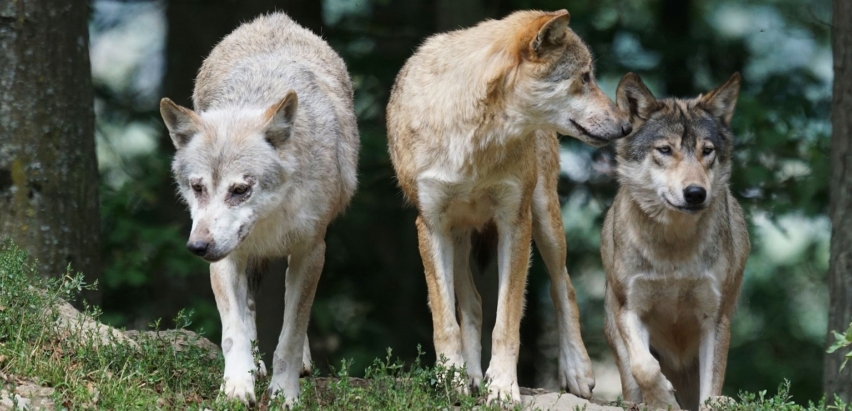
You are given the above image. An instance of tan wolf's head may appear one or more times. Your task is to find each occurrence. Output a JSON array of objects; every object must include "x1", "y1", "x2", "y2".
[
  {"x1": 494, "y1": 10, "x2": 632, "y2": 145},
  {"x1": 614, "y1": 72, "x2": 741, "y2": 217},
  {"x1": 159, "y1": 93, "x2": 298, "y2": 261}
]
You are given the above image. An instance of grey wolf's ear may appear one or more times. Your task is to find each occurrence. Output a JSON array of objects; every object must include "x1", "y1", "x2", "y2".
[
  {"x1": 160, "y1": 98, "x2": 201, "y2": 150},
  {"x1": 264, "y1": 90, "x2": 298, "y2": 148},
  {"x1": 530, "y1": 10, "x2": 571, "y2": 57},
  {"x1": 699, "y1": 72, "x2": 740, "y2": 126},
  {"x1": 616, "y1": 73, "x2": 658, "y2": 122}
]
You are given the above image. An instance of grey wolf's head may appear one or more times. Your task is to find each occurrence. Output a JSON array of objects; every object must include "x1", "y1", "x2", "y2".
[
  {"x1": 159, "y1": 92, "x2": 298, "y2": 261},
  {"x1": 614, "y1": 72, "x2": 741, "y2": 216},
  {"x1": 500, "y1": 10, "x2": 632, "y2": 146}
]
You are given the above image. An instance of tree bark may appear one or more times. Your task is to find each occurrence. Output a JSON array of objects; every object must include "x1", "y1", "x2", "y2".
[
  {"x1": 825, "y1": 0, "x2": 852, "y2": 403},
  {"x1": 0, "y1": 0, "x2": 100, "y2": 301}
]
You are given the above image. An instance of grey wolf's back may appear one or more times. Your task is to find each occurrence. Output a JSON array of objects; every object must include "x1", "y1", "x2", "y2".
[{"x1": 193, "y1": 12, "x2": 354, "y2": 113}]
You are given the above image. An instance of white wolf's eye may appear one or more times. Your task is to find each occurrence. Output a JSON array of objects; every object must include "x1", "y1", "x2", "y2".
[
  {"x1": 656, "y1": 146, "x2": 672, "y2": 155},
  {"x1": 191, "y1": 183, "x2": 203, "y2": 193},
  {"x1": 231, "y1": 185, "x2": 250, "y2": 195},
  {"x1": 702, "y1": 146, "x2": 714, "y2": 156}
]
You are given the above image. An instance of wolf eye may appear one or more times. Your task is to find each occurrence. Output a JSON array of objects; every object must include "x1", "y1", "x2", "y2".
[
  {"x1": 231, "y1": 185, "x2": 250, "y2": 195},
  {"x1": 702, "y1": 146, "x2": 715, "y2": 156},
  {"x1": 191, "y1": 183, "x2": 203, "y2": 193},
  {"x1": 656, "y1": 146, "x2": 672, "y2": 155},
  {"x1": 581, "y1": 72, "x2": 591, "y2": 84}
]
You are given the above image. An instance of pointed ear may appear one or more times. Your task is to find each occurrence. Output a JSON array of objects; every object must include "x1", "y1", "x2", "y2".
[
  {"x1": 160, "y1": 98, "x2": 201, "y2": 150},
  {"x1": 529, "y1": 10, "x2": 571, "y2": 58},
  {"x1": 616, "y1": 72, "x2": 658, "y2": 122},
  {"x1": 264, "y1": 90, "x2": 298, "y2": 148},
  {"x1": 699, "y1": 73, "x2": 740, "y2": 126}
]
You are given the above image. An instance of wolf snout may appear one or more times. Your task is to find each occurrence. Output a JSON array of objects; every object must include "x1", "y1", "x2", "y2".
[
  {"x1": 621, "y1": 122, "x2": 632, "y2": 136},
  {"x1": 683, "y1": 185, "x2": 707, "y2": 205},
  {"x1": 186, "y1": 240, "x2": 211, "y2": 257}
]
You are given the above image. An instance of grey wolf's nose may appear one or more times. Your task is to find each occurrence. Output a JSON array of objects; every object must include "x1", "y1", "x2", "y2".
[
  {"x1": 621, "y1": 123, "x2": 632, "y2": 136},
  {"x1": 187, "y1": 240, "x2": 210, "y2": 256},
  {"x1": 683, "y1": 185, "x2": 707, "y2": 205}
]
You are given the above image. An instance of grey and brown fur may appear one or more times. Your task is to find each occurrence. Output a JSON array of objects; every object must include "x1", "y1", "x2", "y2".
[
  {"x1": 159, "y1": 13, "x2": 359, "y2": 408},
  {"x1": 387, "y1": 9, "x2": 632, "y2": 403},
  {"x1": 602, "y1": 73, "x2": 749, "y2": 411}
]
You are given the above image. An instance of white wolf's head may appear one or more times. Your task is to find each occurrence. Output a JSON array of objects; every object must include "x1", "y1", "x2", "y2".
[{"x1": 160, "y1": 92, "x2": 298, "y2": 261}]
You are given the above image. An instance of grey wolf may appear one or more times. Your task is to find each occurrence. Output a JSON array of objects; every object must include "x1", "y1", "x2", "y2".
[
  {"x1": 386, "y1": 9, "x2": 632, "y2": 403},
  {"x1": 602, "y1": 72, "x2": 749, "y2": 410},
  {"x1": 159, "y1": 12, "x2": 359, "y2": 407}
]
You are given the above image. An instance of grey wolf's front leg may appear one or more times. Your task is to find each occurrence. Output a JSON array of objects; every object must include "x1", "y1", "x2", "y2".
[
  {"x1": 485, "y1": 206, "x2": 532, "y2": 404},
  {"x1": 268, "y1": 240, "x2": 326, "y2": 408},
  {"x1": 211, "y1": 257, "x2": 263, "y2": 404},
  {"x1": 699, "y1": 316, "x2": 731, "y2": 410},
  {"x1": 617, "y1": 309, "x2": 679, "y2": 409}
]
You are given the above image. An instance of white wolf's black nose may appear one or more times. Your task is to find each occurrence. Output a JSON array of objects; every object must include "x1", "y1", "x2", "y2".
[
  {"x1": 683, "y1": 185, "x2": 707, "y2": 205},
  {"x1": 187, "y1": 240, "x2": 210, "y2": 256}
]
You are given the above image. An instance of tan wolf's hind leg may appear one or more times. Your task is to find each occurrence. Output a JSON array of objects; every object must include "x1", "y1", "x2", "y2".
[
  {"x1": 416, "y1": 216, "x2": 466, "y2": 380},
  {"x1": 452, "y1": 228, "x2": 484, "y2": 388},
  {"x1": 531, "y1": 135, "x2": 594, "y2": 398},
  {"x1": 211, "y1": 257, "x2": 262, "y2": 404},
  {"x1": 485, "y1": 203, "x2": 533, "y2": 404},
  {"x1": 267, "y1": 240, "x2": 325, "y2": 407}
]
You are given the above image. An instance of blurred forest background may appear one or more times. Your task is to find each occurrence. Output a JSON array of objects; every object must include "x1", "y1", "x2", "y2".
[{"x1": 2, "y1": 0, "x2": 845, "y2": 404}]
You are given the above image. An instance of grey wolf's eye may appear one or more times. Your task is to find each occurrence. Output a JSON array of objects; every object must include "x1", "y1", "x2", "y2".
[
  {"x1": 231, "y1": 185, "x2": 251, "y2": 195},
  {"x1": 702, "y1": 146, "x2": 714, "y2": 156},
  {"x1": 656, "y1": 146, "x2": 672, "y2": 155},
  {"x1": 582, "y1": 72, "x2": 591, "y2": 84},
  {"x1": 191, "y1": 183, "x2": 203, "y2": 193}
]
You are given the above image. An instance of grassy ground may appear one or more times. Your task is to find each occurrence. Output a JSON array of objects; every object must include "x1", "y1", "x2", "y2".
[{"x1": 0, "y1": 239, "x2": 848, "y2": 410}]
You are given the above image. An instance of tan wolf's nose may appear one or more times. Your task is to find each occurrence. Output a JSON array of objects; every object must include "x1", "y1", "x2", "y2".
[{"x1": 187, "y1": 240, "x2": 210, "y2": 257}]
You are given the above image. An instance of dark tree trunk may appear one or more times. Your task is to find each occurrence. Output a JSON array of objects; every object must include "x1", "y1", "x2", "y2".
[
  {"x1": 658, "y1": 0, "x2": 693, "y2": 95},
  {"x1": 0, "y1": 0, "x2": 100, "y2": 302},
  {"x1": 825, "y1": 0, "x2": 852, "y2": 403}
]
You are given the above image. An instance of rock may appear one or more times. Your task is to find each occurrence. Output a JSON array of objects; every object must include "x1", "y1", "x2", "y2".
[
  {"x1": 124, "y1": 329, "x2": 220, "y2": 360},
  {"x1": 52, "y1": 299, "x2": 137, "y2": 349},
  {"x1": 0, "y1": 380, "x2": 55, "y2": 411},
  {"x1": 522, "y1": 392, "x2": 627, "y2": 411}
]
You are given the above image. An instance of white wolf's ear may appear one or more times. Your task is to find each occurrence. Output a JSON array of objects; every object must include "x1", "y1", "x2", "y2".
[
  {"x1": 530, "y1": 10, "x2": 571, "y2": 57},
  {"x1": 616, "y1": 73, "x2": 658, "y2": 122},
  {"x1": 699, "y1": 72, "x2": 741, "y2": 126},
  {"x1": 264, "y1": 90, "x2": 298, "y2": 148},
  {"x1": 160, "y1": 98, "x2": 201, "y2": 150}
]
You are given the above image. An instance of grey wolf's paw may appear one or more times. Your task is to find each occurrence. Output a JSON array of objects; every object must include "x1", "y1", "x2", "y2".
[
  {"x1": 558, "y1": 350, "x2": 595, "y2": 399},
  {"x1": 701, "y1": 395, "x2": 736, "y2": 411},
  {"x1": 221, "y1": 375, "x2": 256, "y2": 405}
]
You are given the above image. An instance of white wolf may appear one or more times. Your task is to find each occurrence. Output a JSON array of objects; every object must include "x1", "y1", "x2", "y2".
[{"x1": 159, "y1": 12, "x2": 359, "y2": 407}]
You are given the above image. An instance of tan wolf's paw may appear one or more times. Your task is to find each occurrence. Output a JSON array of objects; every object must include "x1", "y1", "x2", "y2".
[
  {"x1": 558, "y1": 351, "x2": 595, "y2": 399},
  {"x1": 221, "y1": 375, "x2": 256, "y2": 405},
  {"x1": 484, "y1": 370, "x2": 520, "y2": 405},
  {"x1": 701, "y1": 395, "x2": 736, "y2": 410}
]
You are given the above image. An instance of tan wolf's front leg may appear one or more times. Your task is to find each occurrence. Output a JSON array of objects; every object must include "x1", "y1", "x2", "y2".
[
  {"x1": 699, "y1": 316, "x2": 732, "y2": 410},
  {"x1": 485, "y1": 205, "x2": 532, "y2": 404},
  {"x1": 452, "y1": 228, "x2": 484, "y2": 389},
  {"x1": 416, "y1": 216, "x2": 466, "y2": 382},
  {"x1": 617, "y1": 309, "x2": 679, "y2": 409},
  {"x1": 267, "y1": 239, "x2": 325, "y2": 408},
  {"x1": 531, "y1": 151, "x2": 594, "y2": 398},
  {"x1": 211, "y1": 256, "x2": 262, "y2": 404}
]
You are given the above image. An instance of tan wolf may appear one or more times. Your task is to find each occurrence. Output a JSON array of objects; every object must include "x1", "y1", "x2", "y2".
[
  {"x1": 602, "y1": 72, "x2": 749, "y2": 411},
  {"x1": 158, "y1": 13, "x2": 359, "y2": 407},
  {"x1": 386, "y1": 9, "x2": 632, "y2": 402}
]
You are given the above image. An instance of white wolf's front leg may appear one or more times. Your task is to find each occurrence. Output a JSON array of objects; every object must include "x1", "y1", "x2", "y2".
[
  {"x1": 268, "y1": 239, "x2": 325, "y2": 408},
  {"x1": 211, "y1": 257, "x2": 262, "y2": 404}
]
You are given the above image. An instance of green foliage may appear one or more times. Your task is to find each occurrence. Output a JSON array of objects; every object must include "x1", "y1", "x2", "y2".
[
  {"x1": 702, "y1": 381, "x2": 848, "y2": 411},
  {"x1": 827, "y1": 323, "x2": 852, "y2": 372}
]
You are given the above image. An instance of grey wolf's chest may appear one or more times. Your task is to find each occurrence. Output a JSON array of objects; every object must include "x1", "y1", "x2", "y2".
[{"x1": 625, "y1": 262, "x2": 725, "y2": 322}]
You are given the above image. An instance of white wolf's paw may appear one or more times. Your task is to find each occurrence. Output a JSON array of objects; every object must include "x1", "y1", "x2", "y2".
[
  {"x1": 256, "y1": 359, "x2": 268, "y2": 378},
  {"x1": 268, "y1": 376, "x2": 301, "y2": 409},
  {"x1": 701, "y1": 395, "x2": 736, "y2": 411},
  {"x1": 558, "y1": 349, "x2": 595, "y2": 399},
  {"x1": 221, "y1": 375, "x2": 256, "y2": 405},
  {"x1": 484, "y1": 369, "x2": 520, "y2": 405}
]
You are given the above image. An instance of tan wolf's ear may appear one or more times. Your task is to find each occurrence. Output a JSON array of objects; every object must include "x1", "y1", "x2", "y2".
[
  {"x1": 264, "y1": 90, "x2": 299, "y2": 148},
  {"x1": 699, "y1": 72, "x2": 741, "y2": 126},
  {"x1": 529, "y1": 10, "x2": 571, "y2": 57},
  {"x1": 616, "y1": 72, "x2": 658, "y2": 122},
  {"x1": 160, "y1": 98, "x2": 201, "y2": 150}
]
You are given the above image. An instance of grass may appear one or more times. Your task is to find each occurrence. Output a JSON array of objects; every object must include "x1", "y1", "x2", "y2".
[{"x1": 0, "y1": 238, "x2": 849, "y2": 410}]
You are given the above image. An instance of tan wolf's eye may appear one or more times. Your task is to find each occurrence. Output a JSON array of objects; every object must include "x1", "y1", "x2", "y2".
[
  {"x1": 582, "y1": 72, "x2": 591, "y2": 84},
  {"x1": 702, "y1": 146, "x2": 714, "y2": 156},
  {"x1": 656, "y1": 146, "x2": 672, "y2": 155},
  {"x1": 232, "y1": 185, "x2": 250, "y2": 195}
]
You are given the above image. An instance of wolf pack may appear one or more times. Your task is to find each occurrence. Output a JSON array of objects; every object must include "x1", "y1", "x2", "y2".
[{"x1": 159, "y1": 9, "x2": 749, "y2": 411}]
